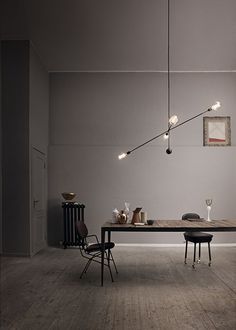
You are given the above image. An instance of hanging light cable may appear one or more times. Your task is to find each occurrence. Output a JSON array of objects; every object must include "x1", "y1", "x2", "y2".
[{"x1": 166, "y1": 0, "x2": 172, "y2": 154}]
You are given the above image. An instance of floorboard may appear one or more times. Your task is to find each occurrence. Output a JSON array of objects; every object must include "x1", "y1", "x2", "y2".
[{"x1": 0, "y1": 246, "x2": 235, "y2": 330}]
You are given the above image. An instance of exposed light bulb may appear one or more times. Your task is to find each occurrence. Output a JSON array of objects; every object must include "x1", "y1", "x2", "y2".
[
  {"x1": 210, "y1": 101, "x2": 221, "y2": 111},
  {"x1": 118, "y1": 153, "x2": 127, "y2": 160},
  {"x1": 163, "y1": 132, "x2": 169, "y2": 140},
  {"x1": 169, "y1": 115, "x2": 178, "y2": 126}
]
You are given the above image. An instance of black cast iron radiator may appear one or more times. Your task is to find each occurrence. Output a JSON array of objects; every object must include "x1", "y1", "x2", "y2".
[{"x1": 62, "y1": 202, "x2": 85, "y2": 248}]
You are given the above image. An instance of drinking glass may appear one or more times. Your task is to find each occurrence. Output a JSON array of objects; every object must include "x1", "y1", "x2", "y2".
[{"x1": 205, "y1": 199, "x2": 212, "y2": 222}]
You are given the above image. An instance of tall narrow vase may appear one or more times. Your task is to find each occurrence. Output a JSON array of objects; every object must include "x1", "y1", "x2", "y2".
[
  {"x1": 206, "y1": 206, "x2": 212, "y2": 222},
  {"x1": 205, "y1": 199, "x2": 213, "y2": 222}
]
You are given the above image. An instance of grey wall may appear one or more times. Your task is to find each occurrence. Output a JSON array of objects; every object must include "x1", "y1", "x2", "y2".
[
  {"x1": 29, "y1": 46, "x2": 49, "y2": 155},
  {"x1": 0, "y1": 42, "x2": 2, "y2": 253},
  {"x1": 2, "y1": 0, "x2": 234, "y2": 72},
  {"x1": 1, "y1": 1, "x2": 235, "y2": 247},
  {"x1": 1, "y1": 41, "x2": 49, "y2": 255},
  {"x1": 48, "y1": 72, "x2": 236, "y2": 245},
  {"x1": 2, "y1": 41, "x2": 30, "y2": 255}
]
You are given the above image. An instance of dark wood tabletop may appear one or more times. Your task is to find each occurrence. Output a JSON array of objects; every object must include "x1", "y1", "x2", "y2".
[{"x1": 101, "y1": 219, "x2": 236, "y2": 232}]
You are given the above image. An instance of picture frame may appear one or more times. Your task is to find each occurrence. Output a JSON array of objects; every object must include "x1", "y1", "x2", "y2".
[{"x1": 203, "y1": 116, "x2": 231, "y2": 146}]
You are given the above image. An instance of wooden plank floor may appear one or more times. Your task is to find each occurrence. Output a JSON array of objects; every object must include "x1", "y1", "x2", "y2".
[{"x1": 1, "y1": 246, "x2": 236, "y2": 330}]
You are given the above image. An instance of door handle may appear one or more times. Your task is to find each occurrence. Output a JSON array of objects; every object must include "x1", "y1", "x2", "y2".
[{"x1": 33, "y1": 200, "x2": 39, "y2": 208}]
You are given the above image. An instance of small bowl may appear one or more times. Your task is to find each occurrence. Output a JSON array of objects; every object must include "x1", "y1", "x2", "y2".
[
  {"x1": 147, "y1": 220, "x2": 154, "y2": 225},
  {"x1": 61, "y1": 192, "x2": 76, "y2": 201}
]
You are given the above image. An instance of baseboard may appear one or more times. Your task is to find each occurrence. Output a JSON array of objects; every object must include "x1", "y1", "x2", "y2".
[{"x1": 116, "y1": 243, "x2": 236, "y2": 247}]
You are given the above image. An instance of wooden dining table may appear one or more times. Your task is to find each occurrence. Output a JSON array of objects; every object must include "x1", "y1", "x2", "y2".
[{"x1": 100, "y1": 219, "x2": 236, "y2": 286}]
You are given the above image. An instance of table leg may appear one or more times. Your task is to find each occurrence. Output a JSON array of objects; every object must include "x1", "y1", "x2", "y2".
[
  {"x1": 107, "y1": 230, "x2": 111, "y2": 267},
  {"x1": 101, "y1": 227, "x2": 105, "y2": 286}
]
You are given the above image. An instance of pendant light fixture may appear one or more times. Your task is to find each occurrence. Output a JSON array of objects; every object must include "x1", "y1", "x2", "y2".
[
  {"x1": 118, "y1": 0, "x2": 221, "y2": 160},
  {"x1": 165, "y1": 0, "x2": 174, "y2": 155}
]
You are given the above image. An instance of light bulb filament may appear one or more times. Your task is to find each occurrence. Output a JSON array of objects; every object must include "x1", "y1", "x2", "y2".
[
  {"x1": 118, "y1": 153, "x2": 127, "y2": 160},
  {"x1": 210, "y1": 101, "x2": 221, "y2": 111},
  {"x1": 169, "y1": 115, "x2": 178, "y2": 126}
]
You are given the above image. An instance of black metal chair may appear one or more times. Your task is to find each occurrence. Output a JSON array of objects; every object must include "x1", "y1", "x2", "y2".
[
  {"x1": 76, "y1": 221, "x2": 118, "y2": 281},
  {"x1": 182, "y1": 213, "x2": 213, "y2": 268}
]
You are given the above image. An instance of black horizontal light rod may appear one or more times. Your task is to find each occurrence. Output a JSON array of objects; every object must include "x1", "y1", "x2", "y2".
[
  {"x1": 127, "y1": 108, "x2": 210, "y2": 155},
  {"x1": 127, "y1": 130, "x2": 168, "y2": 154}
]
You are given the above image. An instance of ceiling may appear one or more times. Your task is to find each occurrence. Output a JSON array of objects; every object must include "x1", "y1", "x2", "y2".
[{"x1": 1, "y1": 0, "x2": 236, "y2": 72}]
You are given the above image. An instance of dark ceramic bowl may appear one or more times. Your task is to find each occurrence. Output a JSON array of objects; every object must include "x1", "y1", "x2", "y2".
[{"x1": 147, "y1": 220, "x2": 154, "y2": 225}]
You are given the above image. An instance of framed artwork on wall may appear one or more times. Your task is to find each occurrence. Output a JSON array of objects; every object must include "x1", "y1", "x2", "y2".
[{"x1": 203, "y1": 116, "x2": 231, "y2": 146}]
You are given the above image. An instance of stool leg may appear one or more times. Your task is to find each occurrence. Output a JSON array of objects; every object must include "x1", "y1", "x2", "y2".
[
  {"x1": 208, "y1": 242, "x2": 212, "y2": 266},
  {"x1": 192, "y1": 243, "x2": 196, "y2": 269},
  {"x1": 197, "y1": 243, "x2": 201, "y2": 263},
  {"x1": 184, "y1": 240, "x2": 188, "y2": 264}
]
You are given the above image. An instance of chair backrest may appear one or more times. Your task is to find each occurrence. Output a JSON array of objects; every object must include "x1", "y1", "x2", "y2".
[
  {"x1": 182, "y1": 213, "x2": 200, "y2": 220},
  {"x1": 76, "y1": 221, "x2": 88, "y2": 238}
]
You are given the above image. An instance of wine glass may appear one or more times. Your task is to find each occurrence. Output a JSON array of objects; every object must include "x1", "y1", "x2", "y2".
[{"x1": 205, "y1": 199, "x2": 212, "y2": 222}]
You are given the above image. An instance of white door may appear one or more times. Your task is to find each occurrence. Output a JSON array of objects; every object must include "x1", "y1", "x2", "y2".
[{"x1": 31, "y1": 148, "x2": 47, "y2": 255}]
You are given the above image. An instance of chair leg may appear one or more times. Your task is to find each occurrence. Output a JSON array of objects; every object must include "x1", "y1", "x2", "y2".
[
  {"x1": 184, "y1": 240, "x2": 188, "y2": 264},
  {"x1": 80, "y1": 258, "x2": 93, "y2": 279},
  {"x1": 83, "y1": 258, "x2": 93, "y2": 274},
  {"x1": 208, "y1": 242, "x2": 212, "y2": 266},
  {"x1": 105, "y1": 251, "x2": 114, "y2": 282},
  {"x1": 192, "y1": 243, "x2": 196, "y2": 269},
  {"x1": 198, "y1": 243, "x2": 201, "y2": 263},
  {"x1": 79, "y1": 249, "x2": 116, "y2": 282},
  {"x1": 107, "y1": 249, "x2": 111, "y2": 268},
  {"x1": 110, "y1": 252, "x2": 118, "y2": 274}
]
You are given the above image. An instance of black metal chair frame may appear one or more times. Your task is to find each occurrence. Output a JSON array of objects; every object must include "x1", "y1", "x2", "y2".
[
  {"x1": 182, "y1": 213, "x2": 213, "y2": 269},
  {"x1": 76, "y1": 222, "x2": 118, "y2": 281}
]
